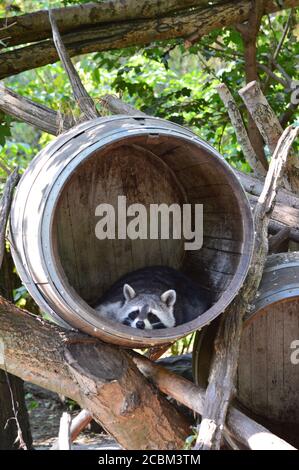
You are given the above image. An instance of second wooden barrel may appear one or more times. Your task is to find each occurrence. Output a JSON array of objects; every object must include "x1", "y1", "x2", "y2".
[{"x1": 193, "y1": 252, "x2": 299, "y2": 423}]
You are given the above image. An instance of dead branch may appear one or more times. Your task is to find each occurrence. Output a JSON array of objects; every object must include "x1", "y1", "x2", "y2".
[
  {"x1": 194, "y1": 125, "x2": 299, "y2": 450},
  {"x1": 51, "y1": 409, "x2": 92, "y2": 450},
  {"x1": 269, "y1": 226, "x2": 291, "y2": 253},
  {"x1": 239, "y1": 80, "x2": 299, "y2": 193},
  {"x1": 100, "y1": 94, "x2": 146, "y2": 117},
  {"x1": 0, "y1": 168, "x2": 19, "y2": 269},
  {"x1": 0, "y1": 83, "x2": 74, "y2": 135},
  {"x1": 0, "y1": 297, "x2": 190, "y2": 450},
  {"x1": 49, "y1": 11, "x2": 98, "y2": 121},
  {"x1": 0, "y1": 1, "x2": 297, "y2": 80},
  {"x1": 132, "y1": 354, "x2": 295, "y2": 450},
  {"x1": 239, "y1": 80, "x2": 284, "y2": 154},
  {"x1": 216, "y1": 83, "x2": 266, "y2": 177}
]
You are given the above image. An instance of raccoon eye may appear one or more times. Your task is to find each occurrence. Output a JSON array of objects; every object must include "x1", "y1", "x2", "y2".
[
  {"x1": 148, "y1": 312, "x2": 160, "y2": 324},
  {"x1": 128, "y1": 310, "x2": 139, "y2": 320}
]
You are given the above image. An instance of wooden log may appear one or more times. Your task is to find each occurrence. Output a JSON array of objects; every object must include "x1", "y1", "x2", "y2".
[
  {"x1": 194, "y1": 125, "x2": 299, "y2": 450},
  {"x1": 236, "y1": 170, "x2": 299, "y2": 210},
  {"x1": 0, "y1": 249, "x2": 33, "y2": 450},
  {"x1": 0, "y1": 168, "x2": 19, "y2": 269},
  {"x1": 239, "y1": 80, "x2": 299, "y2": 193},
  {"x1": 100, "y1": 94, "x2": 146, "y2": 117},
  {"x1": 34, "y1": 350, "x2": 297, "y2": 450},
  {"x1": 0, "y1": 1, "x2": 211, "y2": 47},
  {"x1": 0, "y1": 296, "x2": 190, "y2": 450},
  {"x1": 0, "y1": 83, "x2": 74, "y2": 135},
  {"x1": 132, "y1": 354, "x2": 295, "y2": 450},
  {"x1": 57, "y1": 412, "x2": 71, "y2": 450},
  {"x1": 239, "y1": 81, "x2": 284, "y2": 154},
  {"x1": 51, "y1": 409, "x2": 92, "y2": 450},
  {"x1": 268, "y1": 226, "x2": 291, "y2": 253},
  {"x1": 216, "y1": 83, "x2": 266, "y2": 177},
  {"x1": 0, "y1": 1, "x2": 298, "y2": 80},
  {"x1": 49, "y1": 11, "x2": 98, "y2": 121}
]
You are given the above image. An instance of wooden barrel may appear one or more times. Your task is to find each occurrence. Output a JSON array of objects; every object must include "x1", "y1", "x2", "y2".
[
  {"x1": 193, "y1": 252, "x2": 299, "y2": 423},
  {"x1": 9, "y1": 116, "x2": 254, "y2": 348}
]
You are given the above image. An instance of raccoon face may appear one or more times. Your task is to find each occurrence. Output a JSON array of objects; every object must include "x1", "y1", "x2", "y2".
[{"x1": 119, "y1": 284, "x2": 176, "y2": 329}]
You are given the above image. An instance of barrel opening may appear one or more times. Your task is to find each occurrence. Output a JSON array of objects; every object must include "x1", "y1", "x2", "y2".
[
  {"x1": 10, "y1": 117, "x2": 254, "y2": 347},
  {"x1": 51, "y1": 132, "x2": 252, "y2": 339}
]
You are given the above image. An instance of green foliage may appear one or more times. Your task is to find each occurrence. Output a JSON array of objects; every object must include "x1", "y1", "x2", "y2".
[
  {"x1": 171, "y1": 333, "x2": 195, "y2": 356},
  {"x1": 25, "y1": 393, "x2": 39, "y2": 411},
  {"x1": 184, "y1": 427, "x2": 198, "y2": 450}
]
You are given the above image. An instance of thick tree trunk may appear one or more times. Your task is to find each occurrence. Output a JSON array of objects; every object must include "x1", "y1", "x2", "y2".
[
  {"x1": 0, "y1": 250, "x2": 32, "y2": 450},
  {"x1": 0, "y1": 0, "x2": 297, "y2": 79},
  {"x1": 236, "y1": 0, "x2": 268, "y2": 171},
  {"x1": 0, "y1": 296, "x2": 190, "y2": 450}
]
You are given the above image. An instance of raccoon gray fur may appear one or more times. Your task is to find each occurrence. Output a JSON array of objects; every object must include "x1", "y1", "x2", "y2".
[{"x1": 93, "y1": 266, "x2": 212, "y2": 329}]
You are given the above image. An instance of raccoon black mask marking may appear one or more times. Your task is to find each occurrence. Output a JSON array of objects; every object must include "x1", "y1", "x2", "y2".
[
  {"x1": 118, "y1": 283, "x2": 176, "y2": 329},
  {"x1": 94, "y1": 266, "x2": 212, "y2": 330}
]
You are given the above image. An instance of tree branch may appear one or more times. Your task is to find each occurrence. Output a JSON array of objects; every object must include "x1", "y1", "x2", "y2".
[
  {"x1": 216, "y1": 83, "x2": 266, "y2": 177},
  {"x1": 49, "y1": 10, "x2": 98, "y2": 121},
  {"x1": 239, "y1": 80, "x2": 299, "y2": 193},
  {"x1": 236, "y1": 0, "x2": 268, "y2": 171},
  {"x1": 0, "y1": 83, "x2": 74, "y2": 135},
  {"x1": 194, "y1": 125, "x2": 299, "y2": 450},
  {"x1": 0, "y1": 1, "x2": 212, "y2": 48},
  {"x1": 100, "y1": 94, "x2": 146, "y2": 117},
  {"x1": 0, "y1": 168, "x2": 19, "y2": 269},
  {"x1": 0, "y1": 297, "x2": 190, "y2": 450},
  {"x1": 0, "y1": 0, "x2": 298, "y2": 80}
]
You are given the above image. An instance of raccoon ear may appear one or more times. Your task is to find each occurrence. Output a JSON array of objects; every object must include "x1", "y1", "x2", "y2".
[
  {"x1": 123, "y1": 284, "x2": 136, "y2": 301},
  {"x1": 161, "y1": 289, "x2": 176, "y2": 307}
]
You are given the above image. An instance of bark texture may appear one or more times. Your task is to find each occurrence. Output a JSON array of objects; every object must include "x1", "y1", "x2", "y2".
[
  {"x1": 0, "y1": 297, "x2": 190, "y2": 450},
  {"x1": 239, "y1": 80, "x2": 299, "y2": 194},
  {"x1": 0, "y1": 168, "x2": 19, "y2": 270},
  {"x1": 217, "y1": 82, "x2": 266, "y2": 177},
  {"x1": 0, "y1": 0, "x2": 297, "y2": 79},
  {"x1": 0, "y1": 250, "x2": 32, "y2": 450},
  {"x1": 49, "y1": 10, "x2": 98, "y2": 121}
]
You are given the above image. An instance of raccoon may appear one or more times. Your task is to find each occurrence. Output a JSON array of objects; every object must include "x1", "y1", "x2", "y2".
[{"x1": 93, "y1": 266, "x2": 212, "y2": 329}]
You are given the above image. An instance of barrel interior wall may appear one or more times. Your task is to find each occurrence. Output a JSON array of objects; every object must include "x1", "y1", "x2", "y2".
[
  {"x1": 53, "y1": 141, "x2": 186, "y2": 305},
  {"x1": 238, "y1": 298, "x2": 299, "y2": 423},
  {"x1": 52, "y1": 133, "x2": 247, "y2": 319}
]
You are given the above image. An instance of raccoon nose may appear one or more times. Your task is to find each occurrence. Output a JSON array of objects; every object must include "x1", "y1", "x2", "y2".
[{"x1": 136, "y1": 320, "x2": 145, "y2": 329}]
